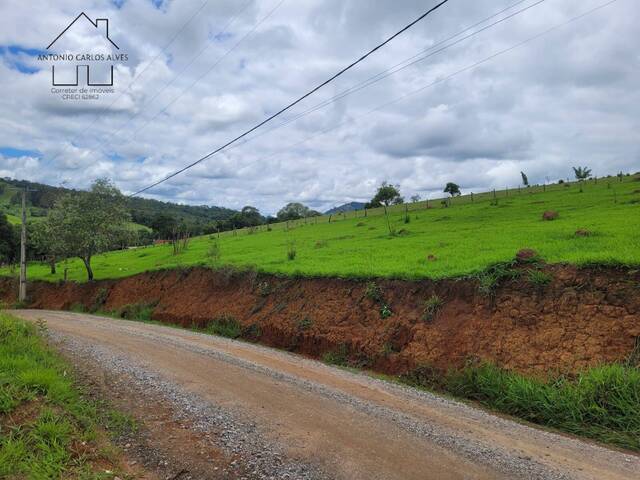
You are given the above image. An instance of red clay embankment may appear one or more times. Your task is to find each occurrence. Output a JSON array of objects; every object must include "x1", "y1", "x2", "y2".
[{"x1": 2, "y1": 264, "x2": 639, "y2": 376}]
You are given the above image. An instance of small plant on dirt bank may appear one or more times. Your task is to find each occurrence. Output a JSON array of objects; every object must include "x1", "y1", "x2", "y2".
[
  {"x1": 475, "y1": 262, "x2": 520, "y2": 297},
  {"x1": 256, "y1": 281, "x2": 271, "y2": 297},
  {"x1": 91, "y1": 287, "x2": 109, "y2": 312},
  {"x1": 115, "y1": 302, "x2": 155, "y2": 321},
  {"x1": 423, "y1": 295, "x2": 444, "y2": 322},
  {"x1": 297, "y1": 316, "x2": 313, "y2": 331},
  {"x1": 365, "y1": 281, "x2": 383, "y2": 303},
  {"x1": 322, "y1": 344, "x2": 348, "y2": 366},
  {"x1": 380, "y1": 303, "x2": 393, "y2": 319},
  {"x1": 205, "y1": 314, "x2": 242, "y2": 339},
  {"x1": 527, "y1": 269, "x2": 552, "y2": 287},
  {"x1": 365, "y1": 282, "x2": 393, "y2": 318},
  {"x1": 70, "y1": 302, "x2": 86, "y2": 313}
]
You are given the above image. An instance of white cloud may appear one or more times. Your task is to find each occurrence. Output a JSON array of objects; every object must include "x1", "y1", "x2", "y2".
[{"x1": 0, "y1": 0, "x2": 638, "y2": 215}]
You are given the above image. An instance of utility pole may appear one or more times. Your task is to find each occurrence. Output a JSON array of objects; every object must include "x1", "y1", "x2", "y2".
[{"x1": 19, "y1": 189, "x2": 27, "y2": 302}]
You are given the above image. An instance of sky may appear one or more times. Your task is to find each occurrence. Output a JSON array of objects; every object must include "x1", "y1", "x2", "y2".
[{"x1": 0, "y1": 0, "x2": 638, "y2": 215}]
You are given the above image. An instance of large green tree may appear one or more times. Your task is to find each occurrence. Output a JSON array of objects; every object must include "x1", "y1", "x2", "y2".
[
  {"x1": 444, "y1": 182, "x2": 461, "y2": 197},
  {"x1": 276, "y1": 203, "x2": 320, "y2": 221},
  {"x1": 47, "y1": 179, "x2": 130, "y2": 281}
]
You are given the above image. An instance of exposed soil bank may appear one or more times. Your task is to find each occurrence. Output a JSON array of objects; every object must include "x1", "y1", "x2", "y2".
[{"x1": 2, "y1": 264, "x2": 639, "y2": 375}]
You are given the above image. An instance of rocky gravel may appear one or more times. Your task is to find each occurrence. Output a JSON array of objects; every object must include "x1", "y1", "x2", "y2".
[{"x1": 49, "y1": 330, "x2": 329, "y2": 480}]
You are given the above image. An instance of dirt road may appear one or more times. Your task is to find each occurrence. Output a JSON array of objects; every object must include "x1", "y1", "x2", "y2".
[{"x1": 14, "y1": 310, "x2": 640, "y2": 480}]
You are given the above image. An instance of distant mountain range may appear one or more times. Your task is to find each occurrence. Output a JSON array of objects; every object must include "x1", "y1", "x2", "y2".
[{"x1": 324, "y1": 202, "x2": 366, "y2": 215}]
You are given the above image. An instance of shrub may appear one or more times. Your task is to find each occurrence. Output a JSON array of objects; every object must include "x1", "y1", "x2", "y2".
[
  {"x1": 204, "y1": 314, "x2": 242, "y2": 339},
  {"x1": 380, "y1": 303, "x2": 393, "y2": 319},
  {"x1": 423, "y1": 295, "x2": 444, "y2": 322}
]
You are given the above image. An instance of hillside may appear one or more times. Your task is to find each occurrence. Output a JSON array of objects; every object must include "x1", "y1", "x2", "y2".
[
  {"x1": 5, "y1": 174, "x2": 639, "y2": 282},
  {"x1": 325, "y1": 202, "x2": 366, "y2": 215},
  {"x1": 0, "y1": 178, "x2": 237, "y2": 230}
]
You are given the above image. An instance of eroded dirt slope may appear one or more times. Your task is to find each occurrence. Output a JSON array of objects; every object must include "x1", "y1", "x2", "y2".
[{"x1": 2, "y1": 264, "x2": 639, "y2": 375}]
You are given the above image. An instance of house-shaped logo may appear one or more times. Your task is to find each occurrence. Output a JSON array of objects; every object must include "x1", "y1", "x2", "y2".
[{"x1": 45, "y1": 12, "x2": 123, "y2": 87}]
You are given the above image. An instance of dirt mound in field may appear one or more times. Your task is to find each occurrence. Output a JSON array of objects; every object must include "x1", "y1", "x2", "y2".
[{"x1": 2, "y1": 265, "x2": 639, "y2": 376}]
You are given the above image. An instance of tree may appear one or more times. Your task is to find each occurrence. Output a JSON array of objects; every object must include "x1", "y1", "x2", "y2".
[
  {"x1": 520, "y1": 171, "x2": 529, "y2": 187},
  {"x1": 276, "y1": 202, "x2": 317, "y2": 221},
  {"x1": 47, "y1": 179, "x2": 130, "y2": 281},
  {"x1": 410, "y1": 194, "x2": 421, "y2": 203},
  {"x1": 573, "y1": 166, "x2": 592, "y2": 193},
  {"x1": 444, "y1": 182, "x2": 461, "y2": 197},
  {"x1": 573, "y1": 166, "x2": 592, "y2": 181},
  {"x1": 151, "y1": 213, "x2": 178, "y2": 240},
  {"x1": 29, "y1": 219, "x2": 64, "y2": 274},
  {"x1": 366, "y1": 181, "x2": 403, "y2": 208},
  {"x1": 0, "y1": 213, "x2": 18, "y2": 265},
  {"x1": 240, "y1": 206, "x2": 264, "y2": 226}
]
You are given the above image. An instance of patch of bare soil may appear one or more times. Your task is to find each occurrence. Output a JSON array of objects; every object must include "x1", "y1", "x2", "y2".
[{"x1": 1, "y1": 263, "x2": 639, "y2": 376}]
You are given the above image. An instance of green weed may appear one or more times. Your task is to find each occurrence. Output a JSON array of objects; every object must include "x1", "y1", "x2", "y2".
[
  {"x1": 204, "y1": 314, "x2": 242, "y2": 339},
  {"x1": 528, "y1": 269, "x2": 552, "y2": 287},
  {"x1": 423, "y1": 295, "x2": 444, "y2": 322}
]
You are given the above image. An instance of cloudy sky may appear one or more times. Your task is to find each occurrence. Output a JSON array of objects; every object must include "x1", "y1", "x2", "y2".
[{"x1": 0, "y1": 0, "x2": 638, "y2": 214}]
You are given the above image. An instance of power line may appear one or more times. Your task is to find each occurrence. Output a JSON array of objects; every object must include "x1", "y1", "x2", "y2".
[
  {"x1": 114, "y1": 0, "x2": 537, "y2": 160},
  {"x1": 114, "y1": 0, "x2": 285, "y2": 148},
  {"x1": 48, "y1": 0, "x2": 212, "y2": 164},
  {"x1": 131, "y1": 0, "x2": 452, "y2": 196},
  {"x1": 90, "y1": 0, "x2": 257, "y2": 154},
  {"x1": 229, "y1": 0, "x2": 546, "y2": 152},
  {"x1": 207, "y1": 0, "x2": 622, "y2": 190}
]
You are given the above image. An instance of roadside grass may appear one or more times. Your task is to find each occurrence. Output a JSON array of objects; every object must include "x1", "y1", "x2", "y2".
[
  {"x1": 400, "y1": 362, "x2": 640, "y2": 451},
  {"x1": 2, "y1": 176, "x2": 639, "y2": 282},
  {"x1": 0, "y1": 312, "x2": 135, "y2": 479}
]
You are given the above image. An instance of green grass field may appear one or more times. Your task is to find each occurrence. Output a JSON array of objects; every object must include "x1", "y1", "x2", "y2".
[{"x1": 3, "y1": 175, "x2": 639, "y2": 282}]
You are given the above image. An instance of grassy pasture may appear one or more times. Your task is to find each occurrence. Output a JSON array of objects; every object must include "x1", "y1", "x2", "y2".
[{"x1": 3, "y1": 175, "x2": 639, "y2": 282}]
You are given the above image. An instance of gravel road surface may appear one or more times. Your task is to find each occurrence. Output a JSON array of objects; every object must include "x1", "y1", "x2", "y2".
[{"x1": 13, "y1": 310, "x2": 640, "y2": 480}]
